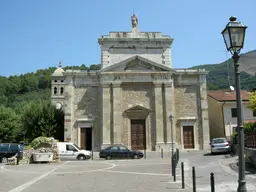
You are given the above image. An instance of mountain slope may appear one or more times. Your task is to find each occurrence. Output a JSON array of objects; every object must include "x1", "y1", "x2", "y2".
[{"x1": 191, "y1": 50, "x2": 256, "y2": 91}]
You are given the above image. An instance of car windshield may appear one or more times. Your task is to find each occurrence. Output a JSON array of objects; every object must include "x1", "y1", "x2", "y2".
[
  {"x1": 212, "y1": 138, "x2": 226, "y2": 144},
  {"x1": 73, "y1": 144, "x2": 80, "y2": 150}
]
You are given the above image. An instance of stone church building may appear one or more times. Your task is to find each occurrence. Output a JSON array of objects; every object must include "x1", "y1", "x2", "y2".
[{"x1": 51, "y1": 15, "x2": 210, "y2": 151}]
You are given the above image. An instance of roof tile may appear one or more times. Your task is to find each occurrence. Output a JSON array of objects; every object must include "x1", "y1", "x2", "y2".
[{"x1": 207, "y1": 90, "x2": 249, "y2": 101}]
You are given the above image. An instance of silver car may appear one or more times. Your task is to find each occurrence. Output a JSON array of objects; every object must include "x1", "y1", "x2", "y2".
[{"x1": 210, "y1": 138, "x2": 231, "y2": 154}]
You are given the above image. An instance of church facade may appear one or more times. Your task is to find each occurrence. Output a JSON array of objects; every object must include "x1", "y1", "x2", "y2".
[{"x1": 51, "y1": 16, "x2": 210, "y2": 151}]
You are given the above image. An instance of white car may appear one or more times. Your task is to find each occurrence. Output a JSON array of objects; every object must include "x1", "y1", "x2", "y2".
[
  {"x1": 57, "y1": 142, "x2": 91, "y2": 160},
  {"x1": 210, "y1": 138, "x2": 231, "y2": 155}
]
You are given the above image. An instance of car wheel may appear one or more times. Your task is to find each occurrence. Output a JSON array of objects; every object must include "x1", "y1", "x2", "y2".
[
  {"x1": 133, "y1": 154, "x2": 139, "y2": 159},
  {"x1": 106, "y1": 155, "x2": 111, "y2": 160},
  {"x1": 77, "y1": 155, "x2": 86, "y2": 160}
]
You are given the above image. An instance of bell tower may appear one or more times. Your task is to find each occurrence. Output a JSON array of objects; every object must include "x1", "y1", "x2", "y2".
[{"x1": 51, "y1": 60, "x2": 65, "y2": 110}]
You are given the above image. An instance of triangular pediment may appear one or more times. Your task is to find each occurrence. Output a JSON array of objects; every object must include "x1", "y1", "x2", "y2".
[{"x1": 99, "y1": 55, "x2": 174, "y2": 72}]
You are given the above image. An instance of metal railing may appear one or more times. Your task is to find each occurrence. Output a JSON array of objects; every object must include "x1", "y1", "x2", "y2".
[{"x1": 246, "y1": 133, "x2": 256, "y2": 148}]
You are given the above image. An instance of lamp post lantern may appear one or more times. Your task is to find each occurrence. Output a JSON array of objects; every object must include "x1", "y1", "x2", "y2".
[
  {"x1": 221, "y1": 16, "x2": 247, "y2": 192},
  {"x1": 169, "y1": 115, "x2": 174, "y2": 156}
]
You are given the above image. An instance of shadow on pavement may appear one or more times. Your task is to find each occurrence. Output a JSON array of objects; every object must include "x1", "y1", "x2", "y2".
[{"x1": 203, "y1": 152, "x2": 226, "y2": 156}]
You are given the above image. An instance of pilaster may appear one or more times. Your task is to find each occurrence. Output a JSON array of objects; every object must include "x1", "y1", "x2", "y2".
[
  {"x1": 165, "y1": 83, "x2": 176, "y2": 146},
  {"x1": 154, "y1": 82, "x2": 164, "y2": 150},
  {"x1": 199, "y1": 75, "x2": 210, "y2": 150},
  {"x1": 64, "y1": 77, "x2": 74, "y2": 142},
  {"x1": 112, "y1": 83, "x2": 122, "y2": 144},
  {"x1": 101, "y1": 84, "x2": 111, "y2": 148}
]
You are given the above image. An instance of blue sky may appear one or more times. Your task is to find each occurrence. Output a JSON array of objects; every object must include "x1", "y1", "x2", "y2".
[{"x1": 0, "y1": 0, "x2": 255, "y2": 77}]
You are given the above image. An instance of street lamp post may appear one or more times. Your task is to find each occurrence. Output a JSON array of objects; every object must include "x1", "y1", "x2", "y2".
[{"x1": 221, "y1": 16, "x2": 247, "y2": 192}]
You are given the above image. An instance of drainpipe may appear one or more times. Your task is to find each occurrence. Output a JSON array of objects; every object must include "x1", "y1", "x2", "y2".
[{"x1": 222, "y1": 101, "x2": 226, "y2": 138}]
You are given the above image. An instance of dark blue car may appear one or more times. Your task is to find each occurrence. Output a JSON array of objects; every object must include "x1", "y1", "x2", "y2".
[
  {"x1": 0, "y1": 143, "x2": 24, "y2": 162},
  {"x1": 99, "y1": 145, "x2": 144, "y2": 160}
]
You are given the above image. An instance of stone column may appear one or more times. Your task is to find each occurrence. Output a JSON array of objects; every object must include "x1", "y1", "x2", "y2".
[
  {"x1": 112, "y1": 83, "x2": 122, "y2": 144},
  {"x1": 102, "y1": 84, "x2": 111, "y2": 148},
  {"x1": 165, "y1": 83, "x2": 176, "y2": 148},
  {"x1": 199, "y1": 74, "x2": 210, "y2": 150},
  {"x1": 64, "y1": 76, "x2": 74, "y2": 142},
  {"x1": 154, "y1": 82, "x2": 164, "y2": 149}
]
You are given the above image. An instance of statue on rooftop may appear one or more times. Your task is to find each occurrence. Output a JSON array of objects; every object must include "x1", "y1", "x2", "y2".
[{"x1": 131, "y1": 14, "x2": 138, "y2": 28}]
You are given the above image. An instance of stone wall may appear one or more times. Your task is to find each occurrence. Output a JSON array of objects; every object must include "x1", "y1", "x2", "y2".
[
  {"x1": 245, "y1": 148, "x2": 256, "y2": 168},
  {"x1": 74, "y1": 86, "x2": 100, "y2": 118},
  {"x1": 73, "y1": 85, "x2": 101, "y2": 146},
  {"x1": 174, "y1": 85, "x2": 199, "y2": 145},
  {"x1": 122, "y1": 83, "x2": 153, "y2": 110},
  {"x1": 174, "y1": 85, "x2": 198, "y2": 118},
  {"x1": 121, "y1": 83, "x2": 154, "y2": 146},
  {"x1": 20, "y1": 137, "x2": 60, "y2": 164},
  {"x1": 99, "y1": 31, "x2": 173, "y2": 68}
]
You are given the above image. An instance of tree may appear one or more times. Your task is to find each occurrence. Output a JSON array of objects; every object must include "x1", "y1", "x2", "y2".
[
  {"x1": 0, "y1": 106, "x2": 22, "y2": 142},
  {"x1": 248, "y1": 91, "x2": 256, "y2": 112},
  {"x1": 21, "y1": 100, "x2": 64, "y2": 142}
]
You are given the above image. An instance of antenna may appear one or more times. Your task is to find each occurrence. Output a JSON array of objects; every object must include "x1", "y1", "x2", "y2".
[{"x1": 229, "y1": 85, "x2": 235, "y2": 91}]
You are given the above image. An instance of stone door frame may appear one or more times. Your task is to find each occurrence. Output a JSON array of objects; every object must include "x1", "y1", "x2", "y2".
[
  {"x1": 124, "y1": 105, "x2": 151, "y2": 150},
  {"x1": 179, "y1": 118, "x2": 198, "y2": 150},
  {"x1": 77, "y1": 120, "x2": 94, "y2": 150}
]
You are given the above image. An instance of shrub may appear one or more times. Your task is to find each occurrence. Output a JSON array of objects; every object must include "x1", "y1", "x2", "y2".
[
  {"x1": 29, "y1": 136, "x2": 54, "y2": 149},
  {"x1": 244, "y1": 122, "x2": 256, "y2": 135}
]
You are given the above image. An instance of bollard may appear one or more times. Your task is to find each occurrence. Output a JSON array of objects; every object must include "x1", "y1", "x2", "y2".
[
  {"x1": 173, "y1": 156, "x2": 176, "y2": 182},
  {"x1": 192, "y1": 166, "x2": 196, "y2": 192},
  {"x1": 210, "y1": 173, "x2": 215, "y2": 192},
  {"x1": 161, "y1": 148, "x2": 163, "y2": 158},
  {"x1": 16, "y1": 153, "x2": 20, "y2": 165},
  {"x1": 177, "y1": 149, "x2": 179, "y2": 162},
  {"x1": 91, "y1": 150, "x2": 93, "y2": 160},
  {"x1": 144, "y1": 149, "x2": 146, "y2": 159},
  {"x1": 171, "y1": 155, "x2": 174, "y2": 176},
  {"x1": 181, "y1": 162, "x2": 185, "y2": 189}
]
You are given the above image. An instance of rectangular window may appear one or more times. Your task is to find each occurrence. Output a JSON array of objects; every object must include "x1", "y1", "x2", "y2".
[
  {"x1": 253, "y1": 111, "x2": 256, "y2": 117},
  {"x1": 231, "y1": 108, "x2": 237, "y2": 118}
]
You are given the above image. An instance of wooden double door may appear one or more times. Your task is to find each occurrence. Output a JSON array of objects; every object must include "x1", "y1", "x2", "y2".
[
  {"x1": 183, "y1": 126, "x2": 194, "y2": 149},
  {"x1": 131, "y1": 119, "x2": 146, "y2": 150}
]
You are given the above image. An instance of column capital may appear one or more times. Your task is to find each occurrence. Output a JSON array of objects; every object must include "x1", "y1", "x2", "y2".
[
  {"x1": 101, "y1": 83, "x2": 111, "y2": 88},
  {"x1": 112, "y1": 83, "x2": 121, "y2": 88},
  {"x1": 153, "y1": 82, "x2": 163, "y2": 88},
  {"x1": 164, "y1": 83, "x2": 173, "y2": 88}
]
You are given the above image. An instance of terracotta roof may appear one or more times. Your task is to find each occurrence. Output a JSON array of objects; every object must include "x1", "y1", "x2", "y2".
[
  {"x1": 244, "y1": 119, "x2": 256, "y2": 123},
  {"x1": 207, "y1": 90, "x2": 249, "y2": 101}
]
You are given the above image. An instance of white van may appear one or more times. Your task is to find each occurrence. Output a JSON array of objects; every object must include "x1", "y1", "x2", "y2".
[{"x1": 57, "y1": 142, "x2": 91, "y2": 160}]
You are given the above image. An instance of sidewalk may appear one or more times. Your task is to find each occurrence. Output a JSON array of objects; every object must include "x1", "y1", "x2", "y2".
[
  {"x1": 178, "y1": 151, "x2": 256, "y2": 192},
  {"x1": 165, "y1": 159, "x2": 191, "y2": 191}
]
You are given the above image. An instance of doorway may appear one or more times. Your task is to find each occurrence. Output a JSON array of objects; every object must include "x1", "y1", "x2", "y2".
[
  {"x1": 80, "y1": 127, "x2": 92, "y2": 151},
  {"x1": 183, "y1": 126, "x2": 194, "y2": 149},
  {"x1": 131, "y1": 119, "x2": 146, "y2": 150}
]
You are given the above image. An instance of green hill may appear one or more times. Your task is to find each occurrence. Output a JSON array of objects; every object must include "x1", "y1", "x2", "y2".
[
  {"x1": 0, "y1": 50, "x2": 255, "y2": 109},
  {"x1": 191, "y1": 50, "x2": 256, "y2": 91}
]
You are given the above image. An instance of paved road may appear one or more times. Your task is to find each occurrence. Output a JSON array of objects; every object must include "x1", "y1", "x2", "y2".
[
  {"x1": 179, "y1": 151, "x2": 256, "y2": 192},
  {"x1": 1, "y1": 151, "x2": 256, "y2": 192},
  {"x1": 0, "y1": 156, "x2": 185, "y2": 192}
]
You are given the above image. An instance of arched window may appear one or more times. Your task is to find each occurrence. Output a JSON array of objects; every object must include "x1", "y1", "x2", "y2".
[
  {"x1": 60, "y1": 87, "x2": 64, "y2": 94},
  {"x1": 54, "y1": 87, "x2": 58, "y2": 95}
]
